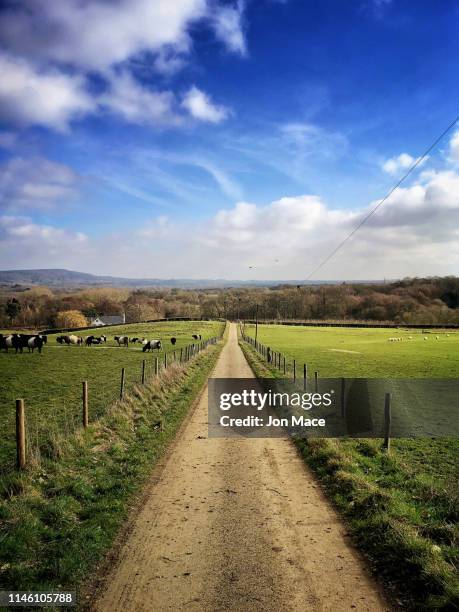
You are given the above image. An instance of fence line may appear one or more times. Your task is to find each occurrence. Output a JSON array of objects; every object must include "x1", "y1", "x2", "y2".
[
  {"x1": 11, "y1": 332, "x2": 223, "y2": 471},
  {"x1": 240, "y1": 325, "x2": 392, "y2": 451},
  {"x1": 240, "y1": 319, "x2": 458, "y2": 330}
]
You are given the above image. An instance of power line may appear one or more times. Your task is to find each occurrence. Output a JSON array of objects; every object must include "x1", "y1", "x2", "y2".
[{"x1": 305, "y1": 114, "x2": 459, "y2": 280}]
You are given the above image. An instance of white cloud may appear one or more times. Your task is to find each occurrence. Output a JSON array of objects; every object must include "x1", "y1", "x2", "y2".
[
  {"x1": 0, "y1": 157, "x2": 80, "y2": 210},
  {"x1": 0, "y1": 53, "x2": 94, "y2": 131},
  {"x1": 382, "y1": 152, "x2": 426, "y2": 175},
  {"x1": 0, "y1": 0, "x2": 207, "y2": 72},
  {"x1": 0, "y1": 215, "x2": 89, "y2": 270},
  {"x1": 0, "y1": 0, "x2": 246, "y2": 70},
  {"x1": 0, "y1": 1, "x2": 243, "y2": 130},
  {"x1": 3, "y1": 169, "x2": 458, "y2": 279},
  {"x1": 100, "y1": 71, "x2": 181, "y2": 126},
  {"x1": 182, "y1": 86, "x2": 230, "y2": 123},
  {"x1": 448, "y1": 131, "x2": 459, "y2": 163},
  {"x1": 212, "y1": 0, "x2": 246, "y2": 55}
]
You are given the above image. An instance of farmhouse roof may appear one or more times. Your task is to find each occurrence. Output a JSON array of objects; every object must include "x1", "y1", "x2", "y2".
[{"x1": 90, "y1": 314, "x2": 125, "y2": 325}]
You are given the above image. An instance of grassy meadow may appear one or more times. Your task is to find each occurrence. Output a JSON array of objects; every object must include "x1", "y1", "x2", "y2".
[
  {"x1": 241, "y1": 323, "x2": 459, "y2": 609},
  {"x1": 0, "y1": 320, "x2": 224, "y2": 471},
  {"x1": 242, "y1": 323, "x2": 459, "y2": 378}
]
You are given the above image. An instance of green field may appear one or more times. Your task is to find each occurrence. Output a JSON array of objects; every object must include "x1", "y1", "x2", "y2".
[
  {"x1": 241, "y1": 323, "x2": 459, "y2": 608},
  {"x1": 0, "y1": 320, "x2": 224, "y2": 470},
  {"x1": 243, "y1": 323, "x2": 459, "y2": 377}
]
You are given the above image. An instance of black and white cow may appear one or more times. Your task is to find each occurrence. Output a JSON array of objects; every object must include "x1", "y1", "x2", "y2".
[
  {"x1": 192, "y1": 334, "x2": 202, "y2": 340},
  {"x1": 114, "y1": 335, "x2": 129, "y2": 347},
  {"x1": 142, "y1": 339, "x2": 162, "y2": 352},
  {"x1": 57, "y1": 334, "x2": 83, "y2": 345},
  {"x1": 1, "y1": 333, "x2": 45, "y2": 353},
  {"x1": 86, "y1": 335, "x2": 103, "y2": 345},
  {"x1": 27, "y1": 336, "x2": 45, "y2": 353},
  {"x1": 0, "y1": 334, "x2": 17, "y2": 352},
  {"x1": 170, "y1": 337, "x2": 177, "y2": 345}
]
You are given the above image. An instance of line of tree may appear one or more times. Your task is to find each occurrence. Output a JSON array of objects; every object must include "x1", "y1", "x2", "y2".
[{"x1": 1, "y1": 276, "x2": 458, "y2": 328}]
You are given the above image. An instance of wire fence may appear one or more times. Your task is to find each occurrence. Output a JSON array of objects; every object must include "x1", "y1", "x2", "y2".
[
  {"x1": 5, "y1": 334, "x2": 223, "y2": 472},
  {"x1": 240, "y1": 324, "x2": 393, "y2": 450}
]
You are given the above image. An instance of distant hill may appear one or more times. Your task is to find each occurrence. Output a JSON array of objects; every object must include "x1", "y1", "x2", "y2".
[{"x1": 0, "y1": 269, "x2": 379, "y2": 289}]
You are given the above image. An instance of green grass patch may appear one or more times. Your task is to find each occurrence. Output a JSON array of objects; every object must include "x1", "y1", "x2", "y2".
[
  {"x1": 0, "y1": 331, "x2": 225, "y2": 598},
  {"x1": 240, "y1": 327, "x2": 459, "y2": 610},
  {"x1": 242, "y1": 323, "x2": 459, "y2": 378}
]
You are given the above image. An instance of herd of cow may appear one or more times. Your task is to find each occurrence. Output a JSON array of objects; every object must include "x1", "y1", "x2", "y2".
[
  {"x1": 0, "y1": 333, "x2": 47, "y2": 353},
  {"x1": 1, "y1": 332, "x2": 203, "y2": 354}
]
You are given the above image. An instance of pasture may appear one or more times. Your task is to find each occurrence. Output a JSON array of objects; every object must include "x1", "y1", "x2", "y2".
[
  {"x1": 0, "y1": 320, "x2": 224, "y2": 470},
  {"x1": 243, "y1": 323, "x2": 459, "y2": 378}
]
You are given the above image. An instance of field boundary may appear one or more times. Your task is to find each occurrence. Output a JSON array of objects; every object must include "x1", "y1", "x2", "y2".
[
  {"x1": 241, "y1": 319, "x2": 458, "y2": 330},
  {"x1": 37, "y1": 317, "x2": 226, "y2": 335}
]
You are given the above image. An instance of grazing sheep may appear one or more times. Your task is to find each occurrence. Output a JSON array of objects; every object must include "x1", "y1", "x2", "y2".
[{"x1": 114, "y1": 336, "x2": 129, "y2": 347}]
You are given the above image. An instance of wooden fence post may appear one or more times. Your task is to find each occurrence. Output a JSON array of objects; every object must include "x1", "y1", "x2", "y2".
[
  {"x1": 293, "y1": 360, "x2": 296, "y2": 382},
  {"x1": 303, "y1": 364, "x2": 307, "y2": 391},
  {"x1": 16, "y1": 399, "x2": 26, "y2": 470},
  {"x1": 283, "y1": 356, "x2": 286, "y2": 375},
  {"x1": 314, "y1": 371, "x2": 318, "y2": 393},
  {"x1": 82, "y1": 381, "x2": 88, "y2": 428},
  {"x1": 340, "y1": 378, "x2": 346, "y2": 418},
  {"x1": 180, "y1": 348, "x2": 183, "y2": 363},
  {"x1": 383, "y1": 393, "x2": 391, "y2": 451},
  {"x1": 120, "y1": 368, "x2": 125, "y2": 400},
  {"x1": 164, "y1": 353, "x2": 167, "y2": 369},
  {"x1": 155, "y1": 357, "x2": 159, "y2": 376},
  {"x1": 141, "y1": 359, "x2": 146, "y2": 384}
]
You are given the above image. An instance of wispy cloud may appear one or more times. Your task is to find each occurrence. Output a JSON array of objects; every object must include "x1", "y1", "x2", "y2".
[{"x1": 211, "y1": 0, "x2": 247, "y2": 56}]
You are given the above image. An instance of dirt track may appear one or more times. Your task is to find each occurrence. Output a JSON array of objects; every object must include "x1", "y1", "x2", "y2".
[{"x1": 93, "y1": 323, "x2": 389, "y2": 611}]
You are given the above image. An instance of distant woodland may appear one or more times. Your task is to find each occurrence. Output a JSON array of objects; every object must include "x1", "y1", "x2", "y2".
[{"x1": 1, "y1": 277, "x2": 458, "y2": 328}]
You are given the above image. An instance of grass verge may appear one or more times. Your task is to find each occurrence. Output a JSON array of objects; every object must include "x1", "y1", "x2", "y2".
[
  {"x1": 239, "y1": 336, "x2": 458, "y2": 611},
  {"x1": 0, "y1": 333, "x2": 225, "y2": 603}
]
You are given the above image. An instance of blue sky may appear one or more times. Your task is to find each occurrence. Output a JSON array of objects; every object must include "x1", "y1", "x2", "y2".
[{"x1": 0, "y1": 0, "x2": 458, "y2": 280}]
